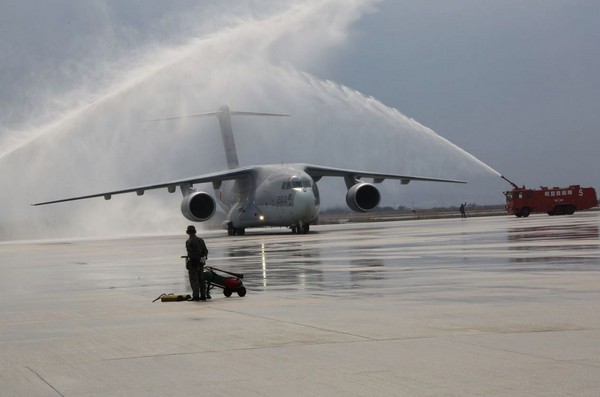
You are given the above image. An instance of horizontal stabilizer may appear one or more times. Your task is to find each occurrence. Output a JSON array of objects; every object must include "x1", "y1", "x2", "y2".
[
  {"x1": 149, "y1": 105, "x2": 289, "y2": 169},
  {"x1": 149, "y1": 109, "x2": 289, "y2": 122}
]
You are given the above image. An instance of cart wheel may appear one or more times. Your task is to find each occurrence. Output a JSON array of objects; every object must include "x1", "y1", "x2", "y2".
[
  {"x1": 237, "y1": 287, "x2": 247, "y2": 297},
  {"x1": 223, "y1": 288, "x2": 233, "y2": 297}
]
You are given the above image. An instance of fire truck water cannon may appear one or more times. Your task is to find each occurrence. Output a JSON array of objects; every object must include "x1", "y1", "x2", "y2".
[{"x1": 501, "y1": 175, "x2": 519, "y2": 190}]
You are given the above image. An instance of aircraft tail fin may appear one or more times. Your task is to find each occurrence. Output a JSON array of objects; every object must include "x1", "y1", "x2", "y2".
[{"x1": 151, "y1": 105, "x2": 289, "y2": 169}]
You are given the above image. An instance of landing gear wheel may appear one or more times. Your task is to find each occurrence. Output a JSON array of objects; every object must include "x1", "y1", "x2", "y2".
[
  {"x1": 227, "y1": 223, "x2": 245, "y2": 236},
  {"x1": 237, "y1": 287, "x2": 247, "y2": 297},
  {"x1": 291, "y1": 224, "x2": 309, "y2": 234}
]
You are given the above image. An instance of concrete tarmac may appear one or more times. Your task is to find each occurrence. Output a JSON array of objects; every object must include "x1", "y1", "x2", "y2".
[{"x1": 1, "y1": 212, "x2": 600, "y2": 396}]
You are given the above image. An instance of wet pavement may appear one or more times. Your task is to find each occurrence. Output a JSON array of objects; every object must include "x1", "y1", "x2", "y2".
[{"x1": 1, "y1": 212, "x2": 600, "y2": 396}]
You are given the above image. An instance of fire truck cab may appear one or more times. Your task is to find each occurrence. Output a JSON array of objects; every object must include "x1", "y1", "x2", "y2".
[{"x1": 504, "y1": 185, "x2": 597, "y2": 217}]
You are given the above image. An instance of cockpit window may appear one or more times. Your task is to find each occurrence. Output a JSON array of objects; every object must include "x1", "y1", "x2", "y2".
[
  {"x1": 282, "y1": 176, "x2": 312, "y2": 190},
  {"x1": 290, "y1": 176, "x2": 303, "y2": 189}
]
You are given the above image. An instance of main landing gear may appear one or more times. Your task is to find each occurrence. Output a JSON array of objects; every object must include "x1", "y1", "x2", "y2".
[
  {"x1": 290, "y1": 223, "x2": 310, "y2": 234},
  {"x1": 226, "y1": 222, "x2": 310, "y2": 235},
  {"x1": 227, "y1": 223, "x2": 245, "y2": 236}
]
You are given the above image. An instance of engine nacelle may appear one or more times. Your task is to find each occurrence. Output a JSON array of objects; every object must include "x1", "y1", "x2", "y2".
[
  {"x1": 346, "y1": 183, "x2": 380, "y2": 212},
  {"x1": 181, "y1": 191, "x2": 216, "y2": 222}
]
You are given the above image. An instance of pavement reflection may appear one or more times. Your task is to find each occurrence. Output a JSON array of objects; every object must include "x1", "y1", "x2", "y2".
[
  {"x1": 506, "y1": 215, "x2": 600, "y2": 269},
  {"x1": 203, "y1": 212, "x2": 600, "y2": 293}
]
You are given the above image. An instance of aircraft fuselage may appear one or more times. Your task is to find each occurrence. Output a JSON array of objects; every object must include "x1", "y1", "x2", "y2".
[{"x1": 216, "y1": 165, "x2": 320, "y2": 233}]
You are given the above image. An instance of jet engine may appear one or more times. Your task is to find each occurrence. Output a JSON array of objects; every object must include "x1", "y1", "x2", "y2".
[
  {"x1": 181, "y1": 191, "x2": 216, "y2": 222},
  {"x1": 346, "y1": 183, "x2": 381, "y2": 212}
]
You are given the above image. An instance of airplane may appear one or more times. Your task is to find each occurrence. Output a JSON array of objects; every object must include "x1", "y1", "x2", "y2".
[{"x1": 32, "y1": 105, "x2": 466, "y2": 235}]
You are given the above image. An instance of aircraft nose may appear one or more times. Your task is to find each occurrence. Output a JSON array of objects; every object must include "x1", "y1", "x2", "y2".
[{"x1": 293, "y1": 189, "x2": 318, "y2": 220}]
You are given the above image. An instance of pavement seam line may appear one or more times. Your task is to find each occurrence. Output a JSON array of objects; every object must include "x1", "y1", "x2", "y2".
[
  {"x1": 27, "y1": 366, "x2": 65, "y2": 397},
  {"x1": 213, "y1": 307, "x2": 375, "y2": 340}
]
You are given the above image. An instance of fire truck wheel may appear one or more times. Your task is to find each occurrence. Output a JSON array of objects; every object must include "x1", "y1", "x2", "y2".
[
  {"x1": 566, "y1": 205, "x2": 576, "y2": 215},
  {"x1": 223, "y1": 288, "x2": 233, "y2": 297},
  {"x1": 520, "y1": 207, "x2": 531, "y2": 217},
  {"x1": 237, "y1": 287, "x2": 247, "y2": 297}
]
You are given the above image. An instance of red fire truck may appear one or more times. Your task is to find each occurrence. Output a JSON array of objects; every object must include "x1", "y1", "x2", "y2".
[{"x1": 502, "y1": 176, "x2": 598, "y2": 217}]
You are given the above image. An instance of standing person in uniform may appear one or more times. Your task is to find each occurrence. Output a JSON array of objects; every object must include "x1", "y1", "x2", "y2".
[
  {"x1": 459, "y1": 202, "x2": 467, "y2": 218},
  {"x1": 185, "y1": 225, "x2": 209, "y2": 301}
]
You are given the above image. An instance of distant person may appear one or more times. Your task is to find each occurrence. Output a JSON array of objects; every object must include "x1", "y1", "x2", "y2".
[
  {"x1": 459, "y1": 202, "x2": 467, "y2": 218},
  {"x1": 185, "y1": 225, "x2": 209, "y2": 301}
]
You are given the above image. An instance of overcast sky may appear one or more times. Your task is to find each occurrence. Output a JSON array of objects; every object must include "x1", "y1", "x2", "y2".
[
  {"x1": 1, "y1": 0, "x2": 599, "y2": 239},
  {"x1": 329, "y1": 0, "x2": 600, "y2": 188}
]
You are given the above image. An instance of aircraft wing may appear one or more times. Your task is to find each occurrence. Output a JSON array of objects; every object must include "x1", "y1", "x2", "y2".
[
  {"x1": 32, "y1": 167, "x2": 254, "y2": 206},
  {"x1": 32, "y1": 163, "x2": 465, "y2": 207},
  {"x1": 300, "y1": 164, "x2": 466, "y2": 184}
]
